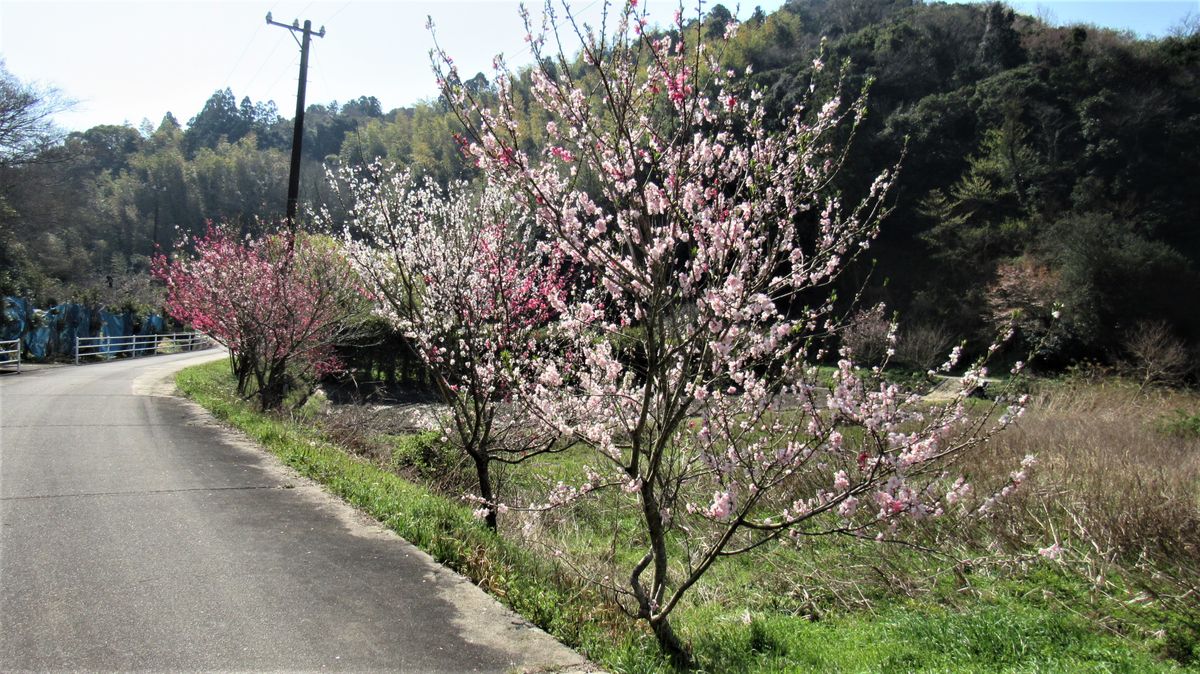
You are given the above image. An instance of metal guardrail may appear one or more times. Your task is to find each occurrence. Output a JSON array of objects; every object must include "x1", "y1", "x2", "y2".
[
  {"x1": 74, "y1": 332, "x2": 214, "y2": 365},
  {"x1": 0, "y1": 338, "x2": 19, "y2": 373}
]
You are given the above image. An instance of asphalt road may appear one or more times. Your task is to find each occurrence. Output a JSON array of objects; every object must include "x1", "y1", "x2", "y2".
[{"x1": 0, "y1": 350, "x2": 590, "y2": 672}]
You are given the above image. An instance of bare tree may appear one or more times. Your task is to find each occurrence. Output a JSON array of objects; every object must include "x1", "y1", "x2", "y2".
[
  {"x1": 1125, "y1": 320, "x2": 1191, "y2": 390},
  {"x1": 0, "y1": 59, "x2": 71, "y2": 168}
]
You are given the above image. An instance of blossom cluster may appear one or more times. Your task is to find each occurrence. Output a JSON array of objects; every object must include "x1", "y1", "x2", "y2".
[{"x1": 153, "y1": 224, "x2": 364, "y2": 408}]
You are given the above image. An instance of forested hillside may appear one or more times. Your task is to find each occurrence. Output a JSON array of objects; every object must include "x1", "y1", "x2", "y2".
[{"x1": 2, "y1": 0, "x2": 1197, "y2": 368}]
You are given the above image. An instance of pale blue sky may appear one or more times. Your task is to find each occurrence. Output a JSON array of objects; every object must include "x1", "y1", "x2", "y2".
[
  {"x1": 0, "y1": 0, "x2": 1195, "y2": 133},
  {"x1": 1007, "y1": 0, "x2": 1196, "y2": 36}
]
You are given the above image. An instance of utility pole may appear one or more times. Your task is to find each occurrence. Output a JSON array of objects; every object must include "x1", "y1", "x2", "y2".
[{"x1": 266, "y1": 12, "x2": 325, "y2": 228}]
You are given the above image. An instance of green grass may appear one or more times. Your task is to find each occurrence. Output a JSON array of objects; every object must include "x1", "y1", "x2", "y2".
[
  {"x1": 1160, "y1": 409, "x2": 1200, "y2": 439},
  {"x1": 664, "y1": 543, "x2": 1193, "y2": 673},
  {"x1": 177, "y1": 360, "x2": 1194, "y2": 673}
]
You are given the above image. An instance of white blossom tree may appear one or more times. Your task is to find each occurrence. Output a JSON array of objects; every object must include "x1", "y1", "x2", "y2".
[{"x1": 332, "y1": 167, "x2": 570, "y2": 530}]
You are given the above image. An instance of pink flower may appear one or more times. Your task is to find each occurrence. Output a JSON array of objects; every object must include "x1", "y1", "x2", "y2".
[
  {"x1": 550, "y1": 146, "x2": 574, "y2": 162},
  {"x1": 705, "y1": 491, "x2": 734, "y2": 520},
  {"x1": 829, "y1": 431, "x2": 843, "y2": 450}
]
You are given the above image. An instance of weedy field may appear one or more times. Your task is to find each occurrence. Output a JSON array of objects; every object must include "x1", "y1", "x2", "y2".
[{"x1": 179, "y1": 361, "x2": 1199, "y2": 672}]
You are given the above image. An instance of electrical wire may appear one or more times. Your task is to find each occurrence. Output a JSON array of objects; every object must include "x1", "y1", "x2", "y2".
[
  {"x1": 240, "y1": 31, "x2": 289, "y2": 94},
  {"x1": 220, "y1": 17, "x2": 266, "y2": 92},
  {"x1": 324, "y1": 1, "x2": 352, "y2": 25}
]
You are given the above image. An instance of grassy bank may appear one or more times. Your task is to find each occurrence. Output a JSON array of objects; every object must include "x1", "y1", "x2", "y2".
[{"x1": 178, "y1": 360, "x2": 1196, "y2": 672}]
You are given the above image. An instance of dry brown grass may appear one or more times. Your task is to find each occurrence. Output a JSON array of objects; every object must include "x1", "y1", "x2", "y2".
[{"x1": 957, "y1": 378, "x2": 1200, "y2": 615}]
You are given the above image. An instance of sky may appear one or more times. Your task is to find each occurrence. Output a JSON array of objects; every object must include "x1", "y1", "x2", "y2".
[{"x1": 1, "y1": 0, "x2": 1196, "y2": 133}]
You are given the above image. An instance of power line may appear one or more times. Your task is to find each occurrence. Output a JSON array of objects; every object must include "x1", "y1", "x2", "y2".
[
  {"x1": 262, "y1": 56, "x2": 299, "y2": 100},
  {"x1": 220, "y1": 19, "x2": 265, "y2": 91},
  {"x1": 241, "y1": 34, "x2": 288, "y2": 95},
  {"x1": 324, "y1": 1, "x2": 352, "y2": 25}
]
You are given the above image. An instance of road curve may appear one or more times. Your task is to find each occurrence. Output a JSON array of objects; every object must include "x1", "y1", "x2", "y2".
[{"x1": 0, "y1": 351, "x2": 591, "y2": 672}]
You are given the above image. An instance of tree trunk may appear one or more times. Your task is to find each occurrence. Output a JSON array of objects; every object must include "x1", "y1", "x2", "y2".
[
  {"x1": 638, "y1": 481, "x2": 691, "y2": 667},
  {"x1": 473, "y1": 454, "x2": 498, "y2": 531},
  {"x1": 259, "y1": 380, "x2": 285, "y2": 411},
  {"x1": 650, "y1": 616, "x2": 691, "y2": 669},
  {"x1": 258, "y1": 359, "x2": 289, "y2": 411}
]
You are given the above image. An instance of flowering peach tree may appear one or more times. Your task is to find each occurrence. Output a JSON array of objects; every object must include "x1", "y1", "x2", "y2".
[
  {"x1": 331, "y1": 167, "x2": 570, "y2": 530},
  {"x1": 154, "y1": 224, "x2": 366, "y2": 411},
  {"x1": 433, "y1": 1, "x2": 1029, "y2": 660}
]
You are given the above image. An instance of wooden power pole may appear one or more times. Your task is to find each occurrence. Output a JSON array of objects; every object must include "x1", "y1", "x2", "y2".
[{"x1": 266, "y1": 12, "x2": 325, "y2": 227}]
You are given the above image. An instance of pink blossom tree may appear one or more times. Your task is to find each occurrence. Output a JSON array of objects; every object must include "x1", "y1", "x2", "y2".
[
  {"x1": 154, "y1": 224, "x2": 366, "y2": 411},
  {"x1": 433, "y1": 2, "x2": 1029, "y2": 661},
  {"x1": 331, "y1": 166, "x2": 570, "y2": 530}
]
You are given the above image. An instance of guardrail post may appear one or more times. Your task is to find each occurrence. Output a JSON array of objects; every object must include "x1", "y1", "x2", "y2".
[
  {"x1": 15, "y1": 338, "x2": 19, "y2": 374},
  {"x1": 75, "y1": 335, "x2": 80, "y2": 366}
]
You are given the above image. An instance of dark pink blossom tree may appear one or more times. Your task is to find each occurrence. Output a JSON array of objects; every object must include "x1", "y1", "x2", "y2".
[
  {"x1": 434, "y1": 2, "x2": 1029, "y2": 661},
  {"x1": 154, "y1": 224, "x2": 366, "y2": 411},
  {"x1": 331, "y1": 167, "x2": 570, "y2": 530}
]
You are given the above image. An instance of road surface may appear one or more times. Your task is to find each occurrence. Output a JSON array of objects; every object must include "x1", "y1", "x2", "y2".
[{"x1": 0, "y1": 350, "x2": 590, "y2": 672}]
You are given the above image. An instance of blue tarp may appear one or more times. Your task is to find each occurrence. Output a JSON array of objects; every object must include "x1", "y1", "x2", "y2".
[{"x1": 1, "y1": 297, "x2": 173, "y2": 362}]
